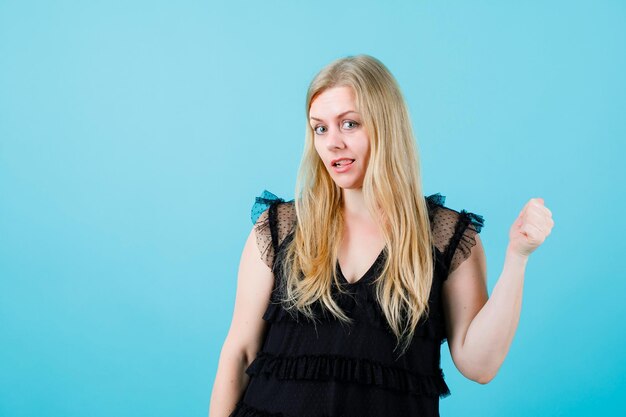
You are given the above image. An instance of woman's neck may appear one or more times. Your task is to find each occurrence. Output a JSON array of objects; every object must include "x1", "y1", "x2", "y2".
[
  {"x1": 340, "y1": 188, "x2": 386, "y2": 242},
  {"x1": 341, "y1": 187, "x2": 385, "y2": 224}
]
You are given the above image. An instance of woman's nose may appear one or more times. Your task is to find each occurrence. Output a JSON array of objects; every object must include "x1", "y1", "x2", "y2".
[{"x1": 326, "y1": 128, "x2": 345, "y2": 150}]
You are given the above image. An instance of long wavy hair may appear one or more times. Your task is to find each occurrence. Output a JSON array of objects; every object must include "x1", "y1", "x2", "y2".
[{"x1": 279, "y1": 54, "x2": 435, "y2": 356}]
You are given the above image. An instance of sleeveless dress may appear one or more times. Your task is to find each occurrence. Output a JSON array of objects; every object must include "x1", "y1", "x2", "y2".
[{"x1": 229, "y1": 190, "x2": 485, "y2": 417}]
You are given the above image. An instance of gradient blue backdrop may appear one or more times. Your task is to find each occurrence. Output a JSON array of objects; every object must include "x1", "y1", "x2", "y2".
[{"x1": 1, "y1": 1, "x2": 624, "y2": 416}]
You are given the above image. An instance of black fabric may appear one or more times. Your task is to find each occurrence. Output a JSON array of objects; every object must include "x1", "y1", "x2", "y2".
[{"x1": 233, "y1": 191, "x2": 485, "y2": 417}]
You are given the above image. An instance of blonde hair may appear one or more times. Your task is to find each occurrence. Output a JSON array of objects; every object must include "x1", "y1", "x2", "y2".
[{"x1": 280, "y1": 54, "x2": 435, "y2": 357}]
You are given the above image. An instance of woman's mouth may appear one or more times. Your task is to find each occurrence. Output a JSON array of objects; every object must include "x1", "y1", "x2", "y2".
[{"x1": 332, "y1": 159, "x2": 355, "y2": 173}]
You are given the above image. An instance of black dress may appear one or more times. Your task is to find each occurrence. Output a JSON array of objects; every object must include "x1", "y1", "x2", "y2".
[{"x1": 229, "y1": 190, "x2": 485, "y2": 417}]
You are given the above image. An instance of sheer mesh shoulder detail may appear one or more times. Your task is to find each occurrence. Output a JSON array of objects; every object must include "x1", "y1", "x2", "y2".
[
  {"x1": 426, "y1": 193, "x2": 485, "y2": 277},
  {"x1": 250, "y1": 190, "x2": 296, "y2": 271}
]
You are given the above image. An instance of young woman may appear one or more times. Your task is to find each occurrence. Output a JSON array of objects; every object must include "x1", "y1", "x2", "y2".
[{"x1": 209, "y1": 54, "x2": 554, "y2": 417}]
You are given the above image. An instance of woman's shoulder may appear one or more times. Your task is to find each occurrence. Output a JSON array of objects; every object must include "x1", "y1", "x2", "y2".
[
  {"x1": 250, "y1": 189, "x2": 296, "y2": 271},
  {"x1": 251, "y1": 189, "x2": 295, "y2": 225},
  {"x1": 425, "y1": 192, "x2": 485, "y2": 274},
  {"x1": 425, "y1": 192, "x2": 483, "y2": 226}
]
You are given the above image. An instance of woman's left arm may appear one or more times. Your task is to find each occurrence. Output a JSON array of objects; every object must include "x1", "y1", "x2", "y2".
[{"x1": 442, "y1": 197, "x2": 554, "y2": 384}]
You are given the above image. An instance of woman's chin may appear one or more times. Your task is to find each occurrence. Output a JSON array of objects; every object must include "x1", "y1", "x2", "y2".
[{"x1": 333, "y1": 179, "x2": 364, "y2": 190}]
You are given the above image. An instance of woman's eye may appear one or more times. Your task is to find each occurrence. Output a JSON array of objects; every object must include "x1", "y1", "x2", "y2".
[
  {"x1": 343, "y1": 120, "x2": 359, "y2": 129},
  {"x1": 314, "y1": 126, "x2": 327, "y2": 135}
]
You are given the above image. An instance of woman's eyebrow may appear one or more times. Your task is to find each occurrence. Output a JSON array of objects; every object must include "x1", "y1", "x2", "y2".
[{"x1": 309, "y1": 110, "x2": 358, "y2": 122}]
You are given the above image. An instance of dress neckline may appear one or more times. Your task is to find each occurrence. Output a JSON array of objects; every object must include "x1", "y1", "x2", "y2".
[{"x1": 336, "y1": 248, "x2": 386, "y2": 286}]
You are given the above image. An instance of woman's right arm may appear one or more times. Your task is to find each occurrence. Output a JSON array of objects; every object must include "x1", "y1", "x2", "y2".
[{"x1": 208, "y1": 226, "x2": 275, "y2": 417}]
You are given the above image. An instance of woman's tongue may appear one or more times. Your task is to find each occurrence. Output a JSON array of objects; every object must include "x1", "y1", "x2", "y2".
[{"x1": 336, "y1": 159, "x2": 354, "y2": 167}]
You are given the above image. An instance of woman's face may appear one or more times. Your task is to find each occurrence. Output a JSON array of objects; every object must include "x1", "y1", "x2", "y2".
[{"x1": 309, "y1": 86, "x2": 370, "y2": 190}]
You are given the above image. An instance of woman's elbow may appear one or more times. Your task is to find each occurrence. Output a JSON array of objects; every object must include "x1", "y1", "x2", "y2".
[
  {"x1": 455, "y1": 352, "x2": 500, "y2": 385},
  {"x1": 458, "y1": 361, "x2": 497, "y2": 384},
  {"x1": 473, "y1": 370, "x2": 496, "y2": 385}
]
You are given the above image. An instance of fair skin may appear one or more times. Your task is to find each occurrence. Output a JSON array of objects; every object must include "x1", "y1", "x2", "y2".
[
  {"x1": 209, "y1": 86, "x2": 554, "y2": 415},
  {"x1": 443, "y1": 197, "x2": 553, "y2": 383},
  {"x1": 208, "y1": 227, "x2": 273, "y2": 417},
  {"x1": 309, "y1": 86, "x2": 386, "y2": 283}
]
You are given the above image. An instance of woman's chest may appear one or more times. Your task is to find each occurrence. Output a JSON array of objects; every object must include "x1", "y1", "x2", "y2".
[{"x1": 338, "y1": 221, "x2": 386, "y2": 284}]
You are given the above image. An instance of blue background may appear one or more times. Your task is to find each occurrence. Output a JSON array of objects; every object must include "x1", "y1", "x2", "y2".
[{"x1": 1, "y1": 1, "x2": 624, "y2": 416}]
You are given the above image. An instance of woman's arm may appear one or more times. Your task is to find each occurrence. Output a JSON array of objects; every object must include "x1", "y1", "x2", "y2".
[
  {"x1": 209, "y1": 227, "x2": 275, "y2": 416},
  {"x1": 442, "y1": 197, "x2": 553, "y2": 384},
  {"x1": 442, "y1": 239, "x2": 527, "y2": 384}
]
